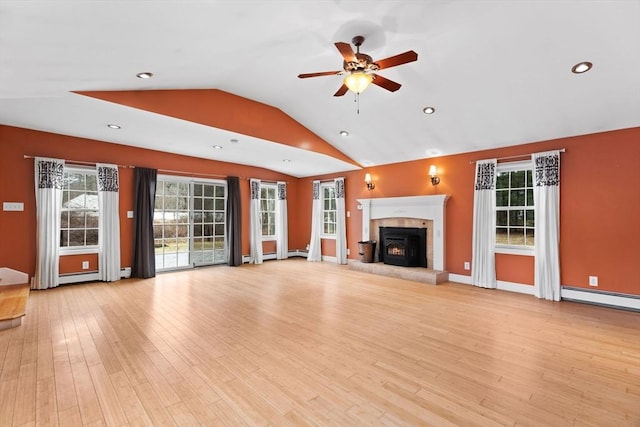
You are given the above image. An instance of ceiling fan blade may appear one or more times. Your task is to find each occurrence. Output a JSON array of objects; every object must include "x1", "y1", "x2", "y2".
[
  {"x1": 372, "y1": 74, "x2": 402, "y2": 92},
  {"x1": 333, "y1": 84, "x2": 349, "y2": 97},
  {"x1": 335, "y1": 42, "x2": 357, "y2": 62},
  {"x1": 298, "y1": 71, "x2": 342, "y2": 78},
  {"x1": 375, "y1": 50, "x2": 418, "y2": 70}
]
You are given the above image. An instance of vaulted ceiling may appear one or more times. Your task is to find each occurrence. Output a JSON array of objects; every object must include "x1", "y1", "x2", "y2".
[{"x1": 1, "y1": 1, "x2": 639, "y2": 177}]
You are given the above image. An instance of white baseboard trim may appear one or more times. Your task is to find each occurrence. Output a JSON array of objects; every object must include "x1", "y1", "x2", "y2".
[
  {"x1": 449, "y1": 274, "x2": 639, "y2": 310},
  {"x1": 242, "y1": 250, "x2": 309, "y2": 264},
  {"x1": 449, "y1": 274, "x2": 534, "y2": 295},
  {"x1": 321, "y1": 255, "x2": 337, "y2": 263},
  {"x1": 59, "y1": 267, "x2": 131, "y2": 284},
  {"x1": 561, "y1": 287, "x2": 640, "y2": 311}
]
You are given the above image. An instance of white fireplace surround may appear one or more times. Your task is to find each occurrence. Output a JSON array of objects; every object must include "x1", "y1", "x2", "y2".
[{"x1": 356, "y1": 195, "x2": 450, "y2": 271}]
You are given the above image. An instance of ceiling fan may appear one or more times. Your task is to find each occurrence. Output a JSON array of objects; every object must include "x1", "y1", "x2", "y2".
[{"x1": 298, "y1": 35, "x2": 418, "y2": 96}]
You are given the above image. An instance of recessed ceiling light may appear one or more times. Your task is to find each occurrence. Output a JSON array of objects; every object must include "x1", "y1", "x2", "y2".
[
  {"x1": 212, "y1": 145, "x2": 223, "y2": 149},
  {"x1": 571, "y1": 61, "x2": 593, "y2": 74},
  {"x1": 136, "y1": 72, "x2": 154, "y2": 79},
  {"x1": 107, "y1": 124, "x2": 121, "y2": 129},
  {"x1": 423, "y1": 107, "x2": 436, "y2": 114},
  {"x1": 340, "y1": 130, "x2": 349, "y2": 137},
  {"x1": 230, "y1": 138, "x2": 238, "y2": 144},
  {"x1": 283, "y1": 159, "x2": 291, "y2": 163}
]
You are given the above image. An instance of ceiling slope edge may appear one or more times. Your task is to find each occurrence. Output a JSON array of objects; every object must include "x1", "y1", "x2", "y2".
[{"x1": 77, "y1": 88, "x2": 360, "y2": 168}]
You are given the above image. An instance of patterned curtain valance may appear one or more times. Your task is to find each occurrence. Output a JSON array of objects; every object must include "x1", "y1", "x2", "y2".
[
  {"x1": 533, "y1": 151, "x2": 560, "y2": 187},
  {"x1": 277, "y1": 182, "x2": 287, "y2": 200},
  {"x1": 334, "y1": 177, "x2": 345, "y2": 199},
  {"x1": 250, "y1": 179, "x2": 260, "y2": 200},
  {"x1": 36, "y1": 158, "x2": 64, "y2": 189},
  {"x1": 312, "y1": 181, "x2": 320, "y2": 200},
  {"x1": 474, "y1": 160, "x2": 497, "y2": 190},
  {"x1": 97, "y1": 164, "x2": 119, "y2": 192}
]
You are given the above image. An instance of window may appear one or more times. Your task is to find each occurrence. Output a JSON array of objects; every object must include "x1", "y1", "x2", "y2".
[
  {"x1": 496, "y1": 161, "x2": 535, "y2": 249},
  {"x1": 153, "y1": 177, "x2": 226, "y2": 270},
  {"x1": 260, "y1": 185, "x2": 276, "y2": 238},
  {"x1": 322, "y1": 184, "x2": 336, "y2": 236},
  {"x1": 60, "y1": 168, "x2": 99, "y2": 251}
]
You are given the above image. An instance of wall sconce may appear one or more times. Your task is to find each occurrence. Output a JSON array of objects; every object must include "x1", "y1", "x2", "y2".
[
  {"x1": 429, "y1": 165, "x2": 440, "y2": 185},
  {"x1": 364, "y1": 173, "x2": 375, "y2": 191}
]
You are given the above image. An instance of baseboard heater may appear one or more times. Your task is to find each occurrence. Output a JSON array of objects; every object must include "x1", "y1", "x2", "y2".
[
  {"x1": 58, "y1": 267, "x2": 132, "y2": 285},
  {"x1": 561, "y1": 286, "x2": 640, "y2": 312},
  {"x1": 242, "y1": 250, "x2": 308, "y2": 264}
]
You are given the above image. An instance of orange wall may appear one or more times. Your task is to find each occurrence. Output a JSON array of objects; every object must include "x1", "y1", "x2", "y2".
[
  {"x1": 0, "y1": 125, "x2": 297, "y2": 276},
  {"x1": 300, "y1": 128, "x2": 640, "y2": 295},
  {"x1": 2, "y1": 125, "x2": 638, "y2": 296}
]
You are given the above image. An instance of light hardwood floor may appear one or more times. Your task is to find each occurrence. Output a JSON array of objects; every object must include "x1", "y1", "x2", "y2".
[{"x1": 0, "y1": 259, "x2": 638, "y2": 426}]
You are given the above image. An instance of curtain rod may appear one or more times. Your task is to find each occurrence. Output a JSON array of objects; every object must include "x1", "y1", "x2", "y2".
[
  {"x1": 469, "y1": 148, "x2": 565, "y2": 164},
  {"x1": 24, "y1": 155, "x2": 129, "y2": 168}
]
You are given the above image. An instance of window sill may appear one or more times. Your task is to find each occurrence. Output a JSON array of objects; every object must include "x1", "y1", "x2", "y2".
[
  {"x1": 261, "y1": 236, "x2": 276, "y2": 242},
  {"x1": 321, "y1": 235, "x2": 337, "y2": 240},
  {"x1": 60, "y1": 246, "x2": 99, "y2": 256},
  {"x1": 495, "y1": 246, "x2": 534, "y2": 256}
]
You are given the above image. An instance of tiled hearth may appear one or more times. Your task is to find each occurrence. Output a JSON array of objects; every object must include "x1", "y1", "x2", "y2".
[
  {"x1": 349, "y1": 260, "x2": 449, "y2": 285},
  {"x1": 351, "y1": 195, "x2": 450, "y2": 285}
]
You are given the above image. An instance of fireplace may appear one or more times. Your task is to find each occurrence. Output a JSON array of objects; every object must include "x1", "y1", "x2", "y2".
[{"x1": 379, "y1": 227, "x2": 427, "y2": 268}]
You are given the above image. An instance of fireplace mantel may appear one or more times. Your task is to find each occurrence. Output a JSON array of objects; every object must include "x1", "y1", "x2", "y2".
[{"x1": 356, "y1": 195, "x2": 450, "y2": 271}]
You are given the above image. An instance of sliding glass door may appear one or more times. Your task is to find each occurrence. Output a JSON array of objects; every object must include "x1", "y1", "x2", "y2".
[{"x1": 154, "y1": 177, "x2": 226, "y2": 271}]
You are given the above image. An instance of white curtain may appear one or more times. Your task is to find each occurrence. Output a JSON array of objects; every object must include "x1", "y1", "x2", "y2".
[
  {"x1": 249, "y1": 178, "x2": 263, "y2": 264},
  {"x1": 471, "y1": 159, "x2": 497, "y2": 288},
  {"x1": 34, "y1": 157, "x2": 65, "y2": 290},
  {"x1": 275, "y1": 181, "x2": 288, "y2": 259},
  {"x1": 97, "y1": 164, "x2": 121, "y2": 282},
  {"x1": 334, "y1": 177, "x2": 347, "y2": 265},
  {"x1": 533, "y1": 150, "x2": 561, "y2": 301},
  {"x1": 307, "y1": 180, "x2": 322, "y2": 262}
]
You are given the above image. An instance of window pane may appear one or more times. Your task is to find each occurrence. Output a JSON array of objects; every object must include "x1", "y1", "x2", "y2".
[
  {"x1": 86, "y1": 174, "x2": 97, "y2": 190},
  {"x1": 215, "y1": 186, "x2": 225, "y2": 197},
  {"x1": 61, "y1": 211, "x2": 69, "y2": 228},
  {"x1": 193, "y1": 184, "x2": 203, "y2": 196},
  {"x1": 496, "y1": 211, "x2": 507, "y2": 227},
  {"x1": 86, "y1": 212, "x2": 99, "y2": 228},
  {"x1": 193, "y1": 224, "x2": 203, "y2": 237},
  {"x1": 154, "y1": 195, "x2": 163, "y2": 209},
  {"x1": 69, "y1": 211, "x2": 86, "y2": 228},
  {"x1": 526, "y1": 210, "x2": 535, "y2": 227},
  {"x1": 215, "y1": 199, "x2": 224, "y2": 210},
  {"x1": 510, "y1": 189, "x2": 525, "y2": 206},
  {"x1": 177, "y1": 196, "x2": 189, "y2": 210},
  {"x1": 511, "y1": 171, "x2": 525, "y2": 188},
  {"x1": 60, "y1": 230, "x2": 69, "y2": 247},
  {"x1": 193, "y1": 212, "x2": 203, "y2": 223},
  {"x1": 509, "y1": 228, "x2": 524, "y2": 245},
  {"x1": 86, "y1": 229, "x2": 98, "y2": 246},
  {"x1": 496, "y1": 172, "x2": 509, "y2": 189},
  {"x1": 164, "y1": 196, "x2": 177, "y2": 209},
  {"x1": 496, "y1": 228, "x2": 508, "y2": 244},
  {"x1": 178, "y1": 183, "x2": 189, "y2": 196},
  {"x1": 204, "y1": 199, "x2": 214, "y2": 211},
  {"x1": 153, "y1": 225, "x2": 163, "y2": 239},
  {"x1": 165, "y1": 183, "x2": 177, "y2": 196},
  {"x1": 194, "y1": 198, "x2": 202, "y2": 210},
  {"x1": 525, "y1": 229, "x2": 535, "y2": 246},
  {"x1": 527, "y1": 189, "x2": 533, "y2": 206},
  {"x1": 203, "y1": 212, "x2": 214, "y2": 223},
  {"x1": 214, "y1": 224, "x2": 224, "y2": 235},
  {"x1": 214, "y1": 212, "x2": 224, "y2": 222},
  {"x1": 69, "y1": 173, "x2": 85, "y2": 190},
  {"x1": 509, "y1": 210, "x2": 524, "y2": 226},
  {"x1": 203, "y1": 185, "x2": 214, "y2": 197},
  {"x1": 69, "y1": 230, "x2": 85, "y2": 246},
  {"x1": 526, "y1": 170, "x2": 533, "y2": 187},
  {"x1": 67, "y1": 191, "x2": 85, "y2": 208},
  {"x1": 177, "y1": 212, "x2": 190, "y2": 224},
  {"x1": 496, "y1": 190, "x2": 508, "y2": 207}
]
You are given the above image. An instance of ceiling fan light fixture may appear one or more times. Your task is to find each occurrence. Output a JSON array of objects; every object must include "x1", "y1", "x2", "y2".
[
  {"x1": 344, "y1": 72, "x2": 373, "y2": 94},
  {"x1": 571, "y1": 61, "x2": 592, "y2": 74}
]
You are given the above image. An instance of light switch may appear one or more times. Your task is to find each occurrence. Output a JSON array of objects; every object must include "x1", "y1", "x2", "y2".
[
  {"x1": 3, "y1": 202, "x2": 24, "y2": 211},
  {"x1": 127, "y1": 211, "x2": 134, "y2": 218}
]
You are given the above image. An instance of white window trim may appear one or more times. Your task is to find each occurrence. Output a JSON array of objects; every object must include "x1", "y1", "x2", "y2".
[
  {"x1": 320, "y1": 182, "x2": 337, "y2": 239},
  {"x1": 495, "y1": 160, "x2": 535, "y2": 254},
  {"x1": 260, "y1": 183, "x2": 277, "y2": 240},
  {"x1": 60, "y1": 165, "x2": 99, "y2": 254}
]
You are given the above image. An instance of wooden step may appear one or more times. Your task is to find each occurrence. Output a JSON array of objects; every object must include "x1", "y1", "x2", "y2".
[{"x1": 0, "y1": 283, "x2": 30, "y2": 330}]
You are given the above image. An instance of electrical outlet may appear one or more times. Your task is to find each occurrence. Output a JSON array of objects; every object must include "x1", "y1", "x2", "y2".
[
  {"x1": 82, "y1": 261, "x2": 89, "y2": 270},
  {"x1": 346, "y1": 211, "x2": 350, "y2": 217},
  {"x1": 464, "y1": 261, "x2": 470, "y2": 270},
  {"x1": 347, "y1": 248, "x2": 350, "y2": 255},
  {"x1": 589, "y1": 276, "x2": 598, "y2": 287},
  {"x1": 127, "y1": 210, "x2": 134, "y2": 218}
]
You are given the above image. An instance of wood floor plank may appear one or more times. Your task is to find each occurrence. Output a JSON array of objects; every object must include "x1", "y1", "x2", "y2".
[{"x1": 0, "y1": 259, "x2": 638, "y2": 426}]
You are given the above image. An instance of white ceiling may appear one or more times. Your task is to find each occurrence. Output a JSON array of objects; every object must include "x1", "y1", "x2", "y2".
[{"x1": 1, "y1": 0, "x2": 639, "y2": 177}]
